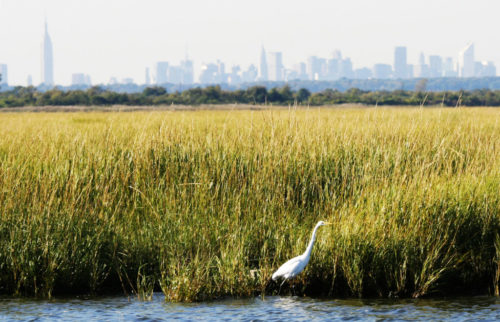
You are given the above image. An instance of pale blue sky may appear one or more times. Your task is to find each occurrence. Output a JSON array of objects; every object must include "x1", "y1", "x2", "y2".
[{"x1": 0, "y1": 0, "x2": 498, "y2": 85}]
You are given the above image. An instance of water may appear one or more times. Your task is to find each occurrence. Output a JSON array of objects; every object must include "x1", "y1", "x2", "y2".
[{"x1": 1, "y1": 294, "x2": 499, "y2": 321}]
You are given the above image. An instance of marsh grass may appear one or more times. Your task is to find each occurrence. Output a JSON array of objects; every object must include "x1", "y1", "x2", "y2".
[{"x1": 0, "y1": 108, "x2": 498, "y2": 301}]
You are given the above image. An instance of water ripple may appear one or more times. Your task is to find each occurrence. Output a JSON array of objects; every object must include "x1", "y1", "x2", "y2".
[{"x1": 1, "y1": 294, "x2": 499, "y2": 321}]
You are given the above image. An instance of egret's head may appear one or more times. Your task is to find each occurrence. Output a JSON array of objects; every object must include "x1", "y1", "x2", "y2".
[{"x1": 317, "y1": 221, "x2": 332, "y2": 227}]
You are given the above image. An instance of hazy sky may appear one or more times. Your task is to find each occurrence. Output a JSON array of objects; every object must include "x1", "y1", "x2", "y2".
[{"x1": 0, "y1": 0, "x2": 498, "y2": 85}]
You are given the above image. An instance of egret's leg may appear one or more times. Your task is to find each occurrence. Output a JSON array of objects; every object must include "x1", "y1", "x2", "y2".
[{"x1": 278, "y1": 279, "x2": 286, "y2": 295}]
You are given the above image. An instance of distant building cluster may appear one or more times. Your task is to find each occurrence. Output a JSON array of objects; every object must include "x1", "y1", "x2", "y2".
[
  {"x1": 157, "y1": 44, "x2": 496, "y2": 86},
  {"x1": 197, "y1": 60, "x2": 258, "y2": 84},
  {"x1": 394, "y1": 44, "x2": 496, "y2": 79},
  {"x1": 154, "y1": 59, "x2": 194, "y2": 85},
  {"x1": 0, "y1": 22, "x2": 497, "y2": 88},
  {"x1": 71, "y1": 73, "x2": 92, "y2": 86}
]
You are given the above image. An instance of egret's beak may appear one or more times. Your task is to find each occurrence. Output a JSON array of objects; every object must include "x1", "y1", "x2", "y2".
[{"x1": 324, "y1": 222, "x2": 332, "y2": 226}]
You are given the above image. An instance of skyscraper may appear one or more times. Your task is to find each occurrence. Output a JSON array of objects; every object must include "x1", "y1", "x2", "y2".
[
  {"x1": 180, "y1": 58, "x2": 194, "y2": 84},
  {"x1": 168, "y1": 66, "x2": 183, "y2": 83},
  {"x1": 145, "y1": 67, "x2": 151, "y2": 85},
  {"x1": 482, "y1": 62, "x2": 496, "y2": 77},
  {"x1": 268, "y1": 52, "x2": 283, "y2": 81},
  {"x1": 199, "y1": 63, "x2": 218, "y2": 84},
  {"x1": 155, "y1": 62, "x2": 169, "y2": 84},
  {"x1": 475, "y1": 61, "x2": 497, "y2": 77},
  {"x1": 394, "y1": 46, "x2": 407, "y2": 79},
  {"x1": 415, "y1": 53, "x2": 430, "y2": 78},
  {"x1": 458, "y1": 43, "x2": 474, "y2": 78},
  {"x1": 332, "y1": 50, "x2": 342, "y2": 60},
  {"x1": 242, "y1": 64, "x2": 258, "y2": 82},
  {"x1": 307, "y1": 56, "x2": 319, "y2": 80},
  {"x1": 71, "y1": 73, "x2": 91, "y2": 86},
  {"x1": 41, "y1": 21, "x2": 54, "y2": 86},
  {"x1": 428, "y1": 55, "x2": 443, "y2": 78},
  {"x1": 259, "y1": 47, "x2": 268, "y2": 81},
  {"x1": 0, "y1": 64, "x2": 7, "y2": 85},
  {"x1": 339, "y1": 58, "x2": 354, "y2": 78},
  {"x1": 443, "y1": 57, "x2": 457, "y2": 77},
  {"x1": 373, "y1": 64, "x2": 392, "y2": 79},
  {"x1": 354, "y1": 67, "x2": 372, "y2": 79},
  {"x1": 327, "y1": 58, "x2": 340, "y2": 80}
]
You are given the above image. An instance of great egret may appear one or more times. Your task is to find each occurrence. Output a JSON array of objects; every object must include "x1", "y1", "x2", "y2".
[{"x1": 272, "y1": 221, "x2": 331, "y2": 286}]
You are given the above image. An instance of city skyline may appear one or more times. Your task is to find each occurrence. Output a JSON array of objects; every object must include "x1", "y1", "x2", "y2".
[
  {"x1": 1, "y1": 37, "x2": 498, "y2": 87},
  {"x1": 0, "y1": 22, "x2": 497, "y2": 88},
  {"x1": 0, "y1": 0, "x2": 499, "y2": 86},
  {"x1": 191, "y1": 44, "x2": 494, "y2": 86}
]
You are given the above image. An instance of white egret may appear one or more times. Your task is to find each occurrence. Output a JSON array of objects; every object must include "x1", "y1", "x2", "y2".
[{"x1": 272, "y1": 221, "x2": 331, "y2": 286}]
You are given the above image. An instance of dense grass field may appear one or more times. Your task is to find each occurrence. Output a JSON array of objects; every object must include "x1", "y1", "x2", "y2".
[{"x1": 0, "y1": 107, "x2": 499, "y2": 301}]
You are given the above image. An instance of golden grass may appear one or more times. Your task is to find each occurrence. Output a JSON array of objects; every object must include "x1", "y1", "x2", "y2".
[{"x1": 0, "y1": 107, "x2": 498, "y2": 300}]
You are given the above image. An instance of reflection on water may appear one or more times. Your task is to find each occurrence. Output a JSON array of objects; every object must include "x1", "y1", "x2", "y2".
[{"x1": 1, "y1": 294, "x2": 499, "y2": 321}]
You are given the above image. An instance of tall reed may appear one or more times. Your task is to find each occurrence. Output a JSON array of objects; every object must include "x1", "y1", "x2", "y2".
[{"x1": 0, "y1": 108, "x2": 498, "y2": 300}]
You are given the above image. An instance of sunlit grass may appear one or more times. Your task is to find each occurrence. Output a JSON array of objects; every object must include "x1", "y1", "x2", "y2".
[{"x1": 0, "y1": 107, "x2": 498, "y2": 300}]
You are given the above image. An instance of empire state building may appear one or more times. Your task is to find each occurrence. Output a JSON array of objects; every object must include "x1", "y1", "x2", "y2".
[{"x1": 42, "y1": 21, "x2": 54, "y2": 86}]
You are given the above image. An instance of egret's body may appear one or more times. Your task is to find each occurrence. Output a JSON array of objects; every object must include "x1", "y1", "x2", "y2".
[{"x1": 272, "y1": 221, "x2": 330, "y2": 283}]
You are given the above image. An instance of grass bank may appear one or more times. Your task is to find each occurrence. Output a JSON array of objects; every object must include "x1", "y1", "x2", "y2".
[{"x1": 0, "y1": 108, "x2": 498, "y2": 301}]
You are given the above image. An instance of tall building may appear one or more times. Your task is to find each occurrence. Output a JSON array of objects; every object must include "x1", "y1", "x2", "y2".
[
  {"x1": 318, "y1": 58, "x2": 328, "y2": 79},
  {"x1": 199, "y1": 63, "x2": 218, "y2": 83},
  {"x1": 407, "y1": 64, "x2": 414, "y2": 78},
  {"x1": 458, "y1": 43, "x2": 474, "y2": 78},
  {"x1": 354, "y1": 67, "x2": 372, "y2": 79},
  {"x1": 217, "y1": 60, "x2": 226, "y2": 80},
  {"x1": 0, "y1": 64, "x2": 7, "y2": 85},
  {"x1": 155, "y1": 62, "x2": 169, "y2": 84},
  {"x1": 394, "y1": 46, "x2": 408, "y2": 79},
  {"x1": 483, "y1": 62, "x2": 496, "y2": 77},
  {"x1": 327, "y1": 50, "x2": 343, "y2": 80},
  {"x1": 168, "y1": 66, "x2": 183, "y2": 83},
  {"x1": 292, "y1": 62, "x2": 307, "y2": 80},
  {"x1": 307, "y1": 56, "x2": 320, "y2": 80},
  {"x1": 71, "y1": 73, "x2": 91, "y2": 86},
  {"x1": 373, "y1": 64, "x2": 392, "y2": 79},
  {"x1": 259, "y1": 47, "x2": 268, "y2": 81},
  {"x1": 228, "y1": 65, "x2": 242, "y2": 84},
  {"x1": 41, "y1": 21, "x2": 54, "y2": 86},
  {"x1": 339, "y1": 58, "x2": 354, "y2": 78},
  {"x1": 121, "y1": 78, "x2": 134, "y2": 85},
  {"x1": 443, "y1": 57, "x2": 457, "y2": 77},
  {"x1": 180, "y1": 59, "x2": 194, "y2": 84},
  {"x1": 268, "y1": 52, "x2": 283, "y2": 81},
  {"x1": 145, "y1": 68, "x2": 151, "y2": 85},
  {"x1": 415, "y1": 53, "x2": 430, "y2": 78},
  {"x1": 475, "y1": 61, "x2": 496, "y2": 77},
  {"x1": 242, "y1": 64, "x2": 258, "y2": 82},
  {"x1": 428, "y1": 55, "x2": 443, "y2": 78},
  {"x1": 327, "y1": 58, "x2": 340, "y2": 80},
  {"x1": 199, "y1": 60, "x2": 227, "y2": 84},
  {"x1": 332, "y1": 50, "x2": 342, "y2": 60},
  {"x1": 155, "y1": 59, "x2": 194, "y2": 85}
]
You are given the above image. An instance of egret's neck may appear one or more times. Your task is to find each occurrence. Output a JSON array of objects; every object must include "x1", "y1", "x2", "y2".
[{"x1": 303, "y1": 224, "x2": 321, "y2": 258}]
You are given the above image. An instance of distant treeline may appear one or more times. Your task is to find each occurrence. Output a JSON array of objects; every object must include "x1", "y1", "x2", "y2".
[
  {"x1": 3, "y1": 77, "x2": 500, "y2": 94},
  {"x1": 1, "y1": 85, "x2": 500, "y2": 107}
]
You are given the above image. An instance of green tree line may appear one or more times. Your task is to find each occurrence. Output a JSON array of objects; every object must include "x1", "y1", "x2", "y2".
[{"x1": 1, "y1": 85, "x2": 500, "y2": 107}]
